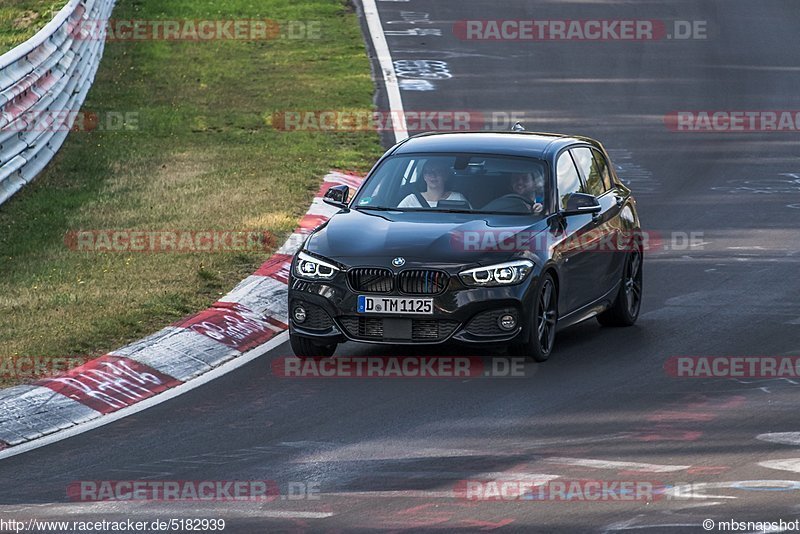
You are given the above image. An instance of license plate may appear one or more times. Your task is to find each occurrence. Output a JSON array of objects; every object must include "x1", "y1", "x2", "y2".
[{"x1": 357, "y1": 295, "x2": 433, "y2": 315}]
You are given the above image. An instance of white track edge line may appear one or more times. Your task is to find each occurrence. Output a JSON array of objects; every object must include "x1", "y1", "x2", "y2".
[
  {"x1": 361, "y1": 0, "x2": 408, "y2": 143},
  {"x1": 0, "y1": 332, "x2": 289, "y2": 462}
]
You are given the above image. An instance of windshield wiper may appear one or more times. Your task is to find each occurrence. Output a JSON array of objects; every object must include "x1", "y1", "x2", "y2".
[
  {"x1": 429, "y1": 209, "x2": 475, "y2": 214},
  {"x1": 355, "y1": 207, "x2": 532, "y2": 215},
  {"x1": 353, "y1": 206, "x2": 396, "y2": 211}
]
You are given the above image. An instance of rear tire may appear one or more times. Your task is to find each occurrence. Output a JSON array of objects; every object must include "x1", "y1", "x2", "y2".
[
  {"x1": 510, "y1": 272, "x2": 558, "y2": 362},
  {"x1": 290, "y1": 334, "x2": 337, "y2": 359},
  {"x1": 597, "y1": 245, "x2": 643, "y2": 327}
]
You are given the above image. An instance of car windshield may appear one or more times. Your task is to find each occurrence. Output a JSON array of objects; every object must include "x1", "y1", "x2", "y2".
[{"x1": 351, "y1": 154, "x2": 550, "y2": 215}]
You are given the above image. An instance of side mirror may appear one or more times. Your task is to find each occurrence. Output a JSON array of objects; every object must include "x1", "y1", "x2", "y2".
[
  {"x1": 323, "y1": 185, "x2": 350, "y2": 210},
  {"x1": 563, "y1": 192, "x2": 601, "y2": 216}
]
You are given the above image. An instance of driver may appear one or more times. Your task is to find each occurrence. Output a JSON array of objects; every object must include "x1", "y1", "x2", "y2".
[
  {"x1": 398, "y1": 161, "x2": 469, "y2": 208},
  {"x1": 509, "y1": 170, "x2": 545, "y2": 214}
]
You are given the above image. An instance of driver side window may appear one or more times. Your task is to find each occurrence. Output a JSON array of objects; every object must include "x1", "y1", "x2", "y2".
[{"x1": 556, "y1": 151, "x2": 581, "y2": 209}]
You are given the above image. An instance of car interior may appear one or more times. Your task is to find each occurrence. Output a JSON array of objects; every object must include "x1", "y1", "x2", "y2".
[
  {"x1": 354, "y1": 156, "x2": 548, "y2": 214},
  {"x1": 394, "y1": 159, "x2": 548, "y2": 213}
]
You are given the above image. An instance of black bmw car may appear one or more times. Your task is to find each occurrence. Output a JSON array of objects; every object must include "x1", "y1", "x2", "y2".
[{"x1": 288, "y1": 131, "x2": 642, "y2": 361}]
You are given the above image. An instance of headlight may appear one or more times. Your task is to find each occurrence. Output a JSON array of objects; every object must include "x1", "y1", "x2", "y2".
[
  {"x1": 458, "y1": 260, "x2": 534, "y2": 287},
  {"x1": 294, "y1": 251, "x2": 340, "y2": 280}
]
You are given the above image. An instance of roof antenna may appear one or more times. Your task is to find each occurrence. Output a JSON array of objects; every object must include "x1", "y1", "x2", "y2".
[{"x1": 511, "y1": 121, "x2": 526, "y2": 132}]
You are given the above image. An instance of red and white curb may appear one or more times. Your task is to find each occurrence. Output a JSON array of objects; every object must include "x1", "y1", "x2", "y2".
[{"x1": 0, "y1": 170, "x2": 364, "y2": 453}]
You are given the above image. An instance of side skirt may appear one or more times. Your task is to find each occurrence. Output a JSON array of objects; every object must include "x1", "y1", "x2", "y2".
[{"x1": 556, "y1": 281, "x2": 620, "y2": 331}]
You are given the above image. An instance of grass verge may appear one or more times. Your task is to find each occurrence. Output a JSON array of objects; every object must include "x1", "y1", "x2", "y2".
[
  {"x1": 0, "y1": 0, "x2": 382, "y2": 387},
  {"x1": 0, "y1": 0, "x2": 66, "y2": 54}
]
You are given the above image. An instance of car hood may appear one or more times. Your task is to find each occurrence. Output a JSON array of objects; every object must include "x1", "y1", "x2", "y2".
[{"x1": 304, "y1": 208, "x2": 549, "y2": 267}]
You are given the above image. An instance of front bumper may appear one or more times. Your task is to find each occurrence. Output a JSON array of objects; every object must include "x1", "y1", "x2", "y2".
[{"x1": 288, "y1": 270, "x2": 537, "y2": 346}]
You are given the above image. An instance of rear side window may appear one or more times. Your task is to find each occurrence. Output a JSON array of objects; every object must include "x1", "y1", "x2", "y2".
[
  {"x1": 594, "y1": 149, "x2": 613, "y2": 191},
  {"x1": 556, "y1": 151, "x2": 581, "y2": 209},
  {"x1": 571, "y1": 147, "x2": 607, "y2": 197}
]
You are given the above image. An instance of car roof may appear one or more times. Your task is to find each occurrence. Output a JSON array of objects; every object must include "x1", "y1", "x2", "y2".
[{"x1": 390, "y1": 131, "x2": 593, "y2": 159}]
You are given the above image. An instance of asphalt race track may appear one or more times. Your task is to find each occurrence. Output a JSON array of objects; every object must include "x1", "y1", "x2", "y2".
[{"x1": 2, "y1": 1, "x2": 800, "y2": 532}]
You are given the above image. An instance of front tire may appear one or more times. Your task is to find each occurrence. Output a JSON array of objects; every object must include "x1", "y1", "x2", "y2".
[
  {"x1": 597, "y1": 246, "x2": 642, "y2": 327},
  {"x1": 510, "y1": 272, "x2": 558, "y2": 362},
  {"x1": 290, "y1": 334, "x2": 337, "y2": 359}
]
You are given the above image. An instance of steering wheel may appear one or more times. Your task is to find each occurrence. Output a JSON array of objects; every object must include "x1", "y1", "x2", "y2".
[
  {"x1": 482, "y1": 193, "x2": 544, "y2": 214},
  {"x1": 497, "y1": 193, "x2": 536, "y2": 208}
]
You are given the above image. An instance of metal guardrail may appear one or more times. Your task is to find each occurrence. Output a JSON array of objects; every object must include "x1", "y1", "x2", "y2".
[{"x1": 0, "y1": 0, "x2": 115, "y2": 206}]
